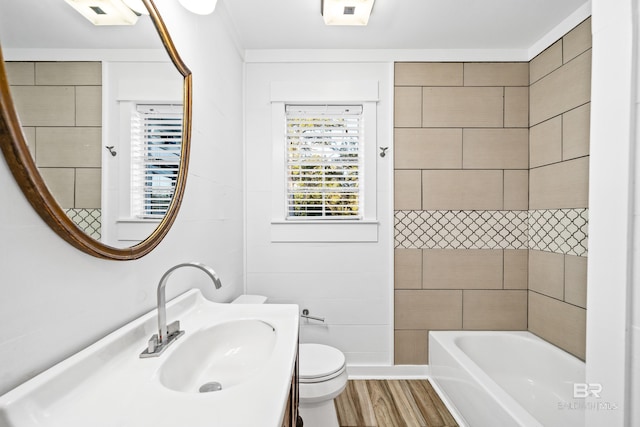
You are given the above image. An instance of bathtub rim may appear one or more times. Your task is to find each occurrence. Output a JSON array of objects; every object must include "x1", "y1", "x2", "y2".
[{"x1": 429, "y1": 330, "x2": 586, "y2": 427}]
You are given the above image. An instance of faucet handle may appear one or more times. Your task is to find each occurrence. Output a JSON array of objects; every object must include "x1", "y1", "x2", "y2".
[
  {"x1": 147, "y1": 334, "x2": 159, "y2": 353},
  {"x1": 167, "y1": 320, "x2": 181, "y2": 336}
]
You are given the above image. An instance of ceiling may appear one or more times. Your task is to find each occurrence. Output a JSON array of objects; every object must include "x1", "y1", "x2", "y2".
[
  {"x1": 224, "y1": 0, "x2": 590, "y2": 51},
  {"x1": 0, "y1": 0, "x2": 589, "y2": 52},
  {"x1": 0, "y1": 0, "x2": 161, "y2": 50}
]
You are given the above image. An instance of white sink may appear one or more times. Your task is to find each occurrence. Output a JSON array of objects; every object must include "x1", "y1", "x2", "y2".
[
  {"x1": 159, "y1": 319, "x2": 277, "y2": 393},
  {"x1": 0, "y1": 290, "x2": 299, "y2": 427}
]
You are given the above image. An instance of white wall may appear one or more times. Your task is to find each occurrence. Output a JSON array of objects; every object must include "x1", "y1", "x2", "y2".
[
  {"x1": 631, "y1": 4, "x2": 640, "y2": 426},
  {"x1": 0, "y1": 0, "x2": 244, "y2": 395},
  {"x1": 586, "y1": 0, "x2": 636, "y2": 425},
  {"x1": 244, "y1": 61, "x2": 394, "y2": 366}
]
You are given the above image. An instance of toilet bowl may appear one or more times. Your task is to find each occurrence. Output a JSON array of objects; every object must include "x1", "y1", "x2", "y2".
[{"x1": 298, "y1": 343, "x2": 348, "y2": 427}]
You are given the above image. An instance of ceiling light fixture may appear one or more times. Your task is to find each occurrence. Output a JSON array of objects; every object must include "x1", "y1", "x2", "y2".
[
  {"x1": 178, "y1": 0, "x2": 218, "y2": 15},
  {"x1": 321, "y1": 0, "x2": 375, "y2": 26},
  {"x1": 64, "y1": 0, "x2": 139, "y2": 25}
]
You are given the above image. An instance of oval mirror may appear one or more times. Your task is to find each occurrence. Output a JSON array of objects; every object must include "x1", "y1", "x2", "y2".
[{"x1": 0, "y1": 0, "x2": 191, "y2": 260}]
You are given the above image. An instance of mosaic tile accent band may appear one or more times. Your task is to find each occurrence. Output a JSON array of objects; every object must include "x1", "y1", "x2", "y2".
[
  {"x1": 65, "y1": 208, "x2": 101, "y2": 240},
  {"x1": 529, "y1": 209, "x2": 588, "y2": 256},
  {"x1": 395, "y1": 210, "x2": 529, "y2": 250},
  {"x1": 395, "y1": 208, "x2": 589, "y2": 256}
]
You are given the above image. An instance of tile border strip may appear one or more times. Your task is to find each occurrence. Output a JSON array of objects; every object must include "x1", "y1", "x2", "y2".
[{"x1": 394, "y1": 208, "x2": 588, "y2": 257}]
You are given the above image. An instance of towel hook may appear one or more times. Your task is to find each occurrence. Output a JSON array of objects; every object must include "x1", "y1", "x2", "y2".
[{"x1": 105, "y1": 146, "x2": 117, "y2": 157}]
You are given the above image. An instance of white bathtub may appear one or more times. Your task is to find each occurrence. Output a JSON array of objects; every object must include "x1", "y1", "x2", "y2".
[{"x1": 429, "y1": 331, "x2": 585, "y2": 427}]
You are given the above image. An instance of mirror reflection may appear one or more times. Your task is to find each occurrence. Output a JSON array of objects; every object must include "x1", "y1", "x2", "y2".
[{"x1": 0, "y1": 0, "x2": 184, "y2": 249}]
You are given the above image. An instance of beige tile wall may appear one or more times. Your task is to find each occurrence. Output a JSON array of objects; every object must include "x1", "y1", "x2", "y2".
[
  {"x1": 528, "y1": 18, "x2": 591, "y2": 360},
  {"x1": 394, "y1": 17, "x2": 592, "y2": 364},
  {"x1": 394, "y1": 60, "x2": 530, "y2": 364},
  {"x1": 6, "y1": 62, "x2": 102, "y2": 209}
]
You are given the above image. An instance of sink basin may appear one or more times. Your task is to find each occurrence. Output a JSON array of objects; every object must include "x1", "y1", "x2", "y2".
[
  {"x1": 0, "y1": 290, "x2": 299, "y2": 427},
  {"x1": 159, "y1": 319, "x2": 277, "y2": 393}
]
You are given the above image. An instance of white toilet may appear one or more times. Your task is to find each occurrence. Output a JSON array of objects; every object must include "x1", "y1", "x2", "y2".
[{"x1": 298, "y1": 343, "x2": 348, "y2": 427}]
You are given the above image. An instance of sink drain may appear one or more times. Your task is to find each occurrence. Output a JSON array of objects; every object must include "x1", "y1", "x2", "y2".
[{"x1": 199, "y1": 382, "x2": 223, "y2": 393}]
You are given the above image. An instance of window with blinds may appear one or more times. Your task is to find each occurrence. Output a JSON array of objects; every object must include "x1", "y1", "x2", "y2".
[
  {"x1": 285, "y1": 105, "x2": 363, "y2": 219},
  {"x1": 130, "y1": 104, "x2": 183, "y2": 219}
]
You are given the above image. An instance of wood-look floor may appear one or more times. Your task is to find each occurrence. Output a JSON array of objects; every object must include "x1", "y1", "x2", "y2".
[{"x1": 334, "y1": 380, "x2": 458, "y2": 427}]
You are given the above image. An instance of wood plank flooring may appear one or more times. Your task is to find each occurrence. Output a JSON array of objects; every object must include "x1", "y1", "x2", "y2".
[{"x1": 334, "y1": 380, "x2": 458, "y2": 427}]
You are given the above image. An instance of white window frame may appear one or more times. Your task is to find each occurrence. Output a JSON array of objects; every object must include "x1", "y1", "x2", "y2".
[
  {"x1": 285, "y1": 104, "x2": 364, "y2": 220},
  {"x1": 270, "y1": 80, "x2": 379, "y2": 242}
]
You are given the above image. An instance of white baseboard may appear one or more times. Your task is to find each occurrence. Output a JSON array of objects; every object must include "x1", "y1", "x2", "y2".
[{"x1": 346, "y1": 364, "x2": 430, "y2": 379}]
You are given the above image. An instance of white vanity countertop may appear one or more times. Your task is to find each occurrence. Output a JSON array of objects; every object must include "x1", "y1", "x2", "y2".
[{"x1": 0, "y1": 290, "x2": 299, "y2": 427}]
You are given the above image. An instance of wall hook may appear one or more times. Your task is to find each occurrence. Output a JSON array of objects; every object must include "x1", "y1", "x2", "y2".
[
  {"x1": 379, "y1": 147, "x2": 389, "y2": 158},
  {"x1": 105, "y1": 146, "x2": 117, "y2": 157}
]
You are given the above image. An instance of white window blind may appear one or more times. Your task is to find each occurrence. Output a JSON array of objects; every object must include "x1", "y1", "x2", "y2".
[
  {"x1": 285, "y1": 104, "x2": 363, "y2": 219},
  {"x1": 131, "y1": 104, "x2": 183, "y2": 219}
]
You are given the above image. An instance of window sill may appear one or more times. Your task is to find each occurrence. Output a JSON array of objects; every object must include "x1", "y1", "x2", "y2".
[
  {"x1": 115, "y1": 219, "x2": 160, "y2": 242},
  {"x1": 270, "y1": 220, "x2": 379, "y2": 243}
]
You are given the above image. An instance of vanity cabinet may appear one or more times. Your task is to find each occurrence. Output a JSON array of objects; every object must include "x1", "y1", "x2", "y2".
[{"x1": 282, "y1": 348, "x2": 300, "y2": 427}]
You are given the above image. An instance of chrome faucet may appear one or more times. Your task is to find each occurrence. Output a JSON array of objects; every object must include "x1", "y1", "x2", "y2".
[{"x1": 140, "y1": 262, "x2": 222, "y2": 358}]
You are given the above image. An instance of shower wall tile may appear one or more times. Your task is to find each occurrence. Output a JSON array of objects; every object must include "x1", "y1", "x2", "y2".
[
  {"x1": 35, "y1": 127, "x2": 102, "y2": 168},
  {"x1": 10, "y1": 86, "x2": 75, "y2": 126},
  {"x1": 393, "y1": 18, "x2": 591, "y2": 365},
  {"x1": 504, "y1": 250, "x2": 528, "y2": 289},
  {"x1": 75, "y1": 168, "x2": 102, "y2": 209},
  {"x1": 38, "y1": 168, "x2": 75, "y2": 208},
  {"x1": 530, "y1": 50, "x2": 591, "y2": 125},
  {"x1": 65, "y1": 208, "x2": 101, "y2": 240},
  {"x1": 395, "y1": 290, "x2": 462, "y2": 330},
  {"x1": 9, "y1": 60, "x2": 102, "y2": 238},
  {"x1": 504, "y1": 87, "x2": 529, "y2": 128},
  {"x1": 75, "y1": 86, "x2": 102, "y2": 126},
  {"x1": 530, "y1": 40, "x2": 563, "y2": 84},
  {"x1": 422, "y1": 249, "x2": 503, "y2": 290},
  {"x1": 421, "y1": 87, "x2": 504, "y2": 128},
  {"x1": 563, "y1": 103, "x2": 591, "y2": 160},
  {"x1": 35, "y1": 62, "x2": 101, "y2": 86},
  {"x1": 23, "y1": 127, "x2": 36, "y2": 155},
  {"x1": 394, "y1": 87, "x2": 422, "y2": 127},
  {"x1": 394, "y1": 59, "x2": 532, "y2": 364},
  {"x1": 394, "y1": 128, "x2": 462, "y2": 169},
  {"x1": 394, "y1": 170, "x2": 422, "y2": 210},
  {"x1": 503, "y1": 170, "x2": 529, "y2": 210},
  {"x1": 394, "y1": 63, "x2": 463, "y2": 87},
  {"x1": 462, "y1": 290, "x2": 528, "y2": 330},
  {"x1": 463, "y1": 62, "x2": 529, "y2": 86},
  {"x1": 563, "y1": 18, "x2": 592, "y2": 64},
  {"x1": 394, "y1": 210, "x2": 528, "y2": 250},
  {"x1": 462, "y1": 128, "x2": 529, "y2": 169},
  {"x1": 530, "y1": 157, "x2": 589, "y2": 209},
  {"x1": 564, "y1": 255, "x2": 588, "y2": 308},
  {"x1": 529, "y1": 291, "x2": 586, "y2": 360},
  {"x1": 528, "y1": 250, "x2": 565, "y2": 300},
  {"x1": 530, "y1": 116, "x2": 562, "y2": 168},
  {"x1": 422, "y1": 170, "x2": 503, "y2": 210},
  {"x1": 394, "y1": 330, "x2": 429, "y2": 364},
  {"x1": 5, "y1": 62, "x2": 35, "y2": 85},
  {"x1": 394, "y1": 249, "x2": 422, "y2": 290}
]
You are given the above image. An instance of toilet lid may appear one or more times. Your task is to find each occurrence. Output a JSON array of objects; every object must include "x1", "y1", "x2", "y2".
[{"x1": 299, "y1": 343, "x2": 346, "y2": 380}]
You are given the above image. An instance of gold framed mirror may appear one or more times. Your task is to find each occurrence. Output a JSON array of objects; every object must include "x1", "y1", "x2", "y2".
[{"x1": 0, "y1": 0, "x2": 192, "y2": 260}]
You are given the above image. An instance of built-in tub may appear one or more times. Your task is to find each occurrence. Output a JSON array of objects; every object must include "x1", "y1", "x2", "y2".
[{"x1": 429, "y1": 331, "x2": 585, "y2": 427}]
